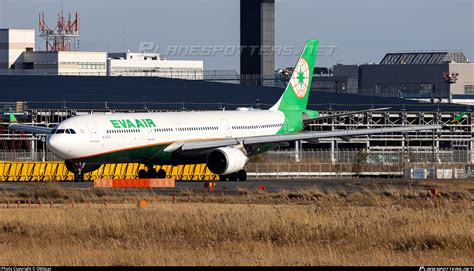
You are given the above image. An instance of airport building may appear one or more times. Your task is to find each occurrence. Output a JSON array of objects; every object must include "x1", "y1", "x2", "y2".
[
  {"x1": 0, "y1": 28, "x2": 203, "y2": 78},
  {"x1": 107, "y1": 52, "x2": 203, "y2": 80},
  {"x1": 0, "y1": 29, "x2": 35, "y2": 71},
  {"x1": 359, "y1": 52, "x2": 474, "y2": 100},
  {"x1": 18, "y1": 51, "x2": 107, "y2": 75},
  {"x1": 309, "y1": 65, "x2": 359, "y2": 94},
  {"x1": 306, "y1": 52, "x2": 474, "y2": 103}
]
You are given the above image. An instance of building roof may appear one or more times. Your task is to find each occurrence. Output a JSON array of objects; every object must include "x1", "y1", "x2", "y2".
[
  {"x1": 0, "y1": 75, "x2": 470, "y2": 111},
  {"x1": 108, "y1": 52, "x2": 163, "y2": 61},
  {"x1": 380, "y1": 52, "x2": 469, "y2": 65}
]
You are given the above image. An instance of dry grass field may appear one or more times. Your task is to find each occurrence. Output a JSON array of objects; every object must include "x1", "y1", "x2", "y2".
[{"x1": 0, "y1": 181, "x2": 472, "y2": 266}]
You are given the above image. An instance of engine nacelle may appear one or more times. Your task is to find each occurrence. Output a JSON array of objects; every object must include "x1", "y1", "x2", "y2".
[{"x1": 206, "y1": 147, "x2": 248, "y2": 175}]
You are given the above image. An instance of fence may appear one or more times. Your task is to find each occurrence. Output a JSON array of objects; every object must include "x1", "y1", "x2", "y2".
[
  {"x1": 0, "y1": 151, "x2": 62, "y2": 162},
  {"x1": 0, "y1": 150, "x2": 473, "y2": 180},
  {"x1": 1, "y1": 149, "x2": 472, "y2": 164},
  {"x1": 246, "y1": 150, "x2": 473, "y2": 179},
  {"x1": 254, "y1": 149, "x2": 473, "y2": 164},
  {"x1": 246, "y1": 163, "x2": 400, "y2": 179},
  {"x1": 245, "y1": 162, "x2": 471, "y2": 179}
]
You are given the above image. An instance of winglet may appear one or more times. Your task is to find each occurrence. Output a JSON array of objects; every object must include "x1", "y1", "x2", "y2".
[
  {"x1": 9, "y1": 113, "x2": 17, "y2": 123},
  {"x1": 448, "y1": 112, "x2": 466, "y2": 124}
]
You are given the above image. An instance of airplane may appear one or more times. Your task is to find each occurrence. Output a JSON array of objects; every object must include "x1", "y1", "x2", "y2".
[{"x1": 8, "y1": 40, "x2": 442, "y2": 181}]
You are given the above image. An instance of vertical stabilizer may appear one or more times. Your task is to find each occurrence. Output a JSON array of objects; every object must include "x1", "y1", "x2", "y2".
[{"x1": 270, "y1": 40, "x2": 319, "y2": 111}]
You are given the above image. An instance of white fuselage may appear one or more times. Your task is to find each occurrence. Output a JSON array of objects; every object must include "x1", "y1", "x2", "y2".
[{"x1": 47, "y1": 109, "x2": 285, "y2": 162}]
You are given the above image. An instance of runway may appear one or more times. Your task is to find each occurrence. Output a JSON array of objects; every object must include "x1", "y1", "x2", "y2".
[{"x1": 0, "y1": 178, "x2": 446, "y2": 194}]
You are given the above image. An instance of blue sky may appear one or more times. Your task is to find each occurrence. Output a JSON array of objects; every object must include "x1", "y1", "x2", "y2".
[{"x1": 0, "y1": 0, "x2": 472, "y2": 70}]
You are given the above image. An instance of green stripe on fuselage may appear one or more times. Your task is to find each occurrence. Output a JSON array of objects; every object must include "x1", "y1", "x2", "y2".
[{"x1": 76, "y1": 143, "x2": 172, "y2": 164}]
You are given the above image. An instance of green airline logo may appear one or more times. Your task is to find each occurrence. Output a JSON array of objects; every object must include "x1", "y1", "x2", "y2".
[
  {"x1": 277, "y1": 40, "x2": 318, "y2": 111},
  {"x1": 110, "y1": 119, "x2": 156, "y2": 129}
]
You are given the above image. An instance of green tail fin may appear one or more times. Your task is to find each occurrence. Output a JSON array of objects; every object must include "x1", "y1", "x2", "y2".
[
  {"x1": 9, "y1": 113, "x2": 17, "y2": 123},
  {"x1": 449, "y1": 112, "x2": 466, "y2": 124},
  {"x1": 270, "y1": 40, "x2": 319, "y2": 111}
]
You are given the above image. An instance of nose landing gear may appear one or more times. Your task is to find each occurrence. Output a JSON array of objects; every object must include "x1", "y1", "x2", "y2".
[
  {"x1": 74, "y1": 170, "x2": 84, "y2": 182},
  {"x1": 65, "y1": 160, "x2": 86, "y2": 182}
]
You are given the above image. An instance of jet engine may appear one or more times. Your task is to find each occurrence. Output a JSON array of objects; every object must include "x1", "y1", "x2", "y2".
[{"x1": 206, "y1": 147, "x2": 248, "y2": 175}]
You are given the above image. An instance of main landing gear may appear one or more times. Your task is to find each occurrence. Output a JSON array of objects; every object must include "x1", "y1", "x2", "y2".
[
  {"x1": 219, "y1": 170, "x2": 247, "y2": 182},
  {"x1": 65, "y1": 160, "x2": 86, "y2": 182},
  {"x1": 138, "y1": 165, "x2": 167, "y2": 179},
  {"x1": 74, "y1": 170, "x2": 84, "y2": 182}
]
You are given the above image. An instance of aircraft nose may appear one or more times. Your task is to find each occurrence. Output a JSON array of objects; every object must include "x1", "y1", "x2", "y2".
[{"x1": 47, "y1": 135, "x2": 70, "y2": 159}]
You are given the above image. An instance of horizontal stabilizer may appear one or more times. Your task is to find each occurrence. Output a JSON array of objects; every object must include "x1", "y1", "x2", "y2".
[{"x1": 8, "y1": 123, "x2": 53, "y2": 134}]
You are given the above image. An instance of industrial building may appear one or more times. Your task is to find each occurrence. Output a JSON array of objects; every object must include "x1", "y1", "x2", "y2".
[
  {"x1": 309, "y1": 65, "x2": 359, "y2": 94},
  {"x1": 0, "y1": 28, "x2": 203, "y2": 78},
  {"x1": 306, "y1": 52, "x2": 474, "y2": 103},
  {"x1": 19, "y1": 50, "x2": 107, "y2": 75},
  {"x1": 0, "y1": 29, "x2": 35, "y2": 71},
  {"x1": 359, "y1": 52, "x2": 474, "y2": 100},
  {"x1": 107, "y1": 52, "x2": 203, "y2": 79}
]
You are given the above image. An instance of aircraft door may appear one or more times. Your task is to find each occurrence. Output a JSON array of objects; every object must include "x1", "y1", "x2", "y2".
[
  {"x1": 148, "y1": 129, "x2": 155, "y2": 141},
  {"x1": 220, "y1": 119, "x2": 232, "y2": 138},
  {"x1": 86, "y1": 123, "x2": 99, "y2": 142}
]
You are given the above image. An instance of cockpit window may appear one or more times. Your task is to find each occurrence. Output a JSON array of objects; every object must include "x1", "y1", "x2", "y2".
[{"x1": 53, "y1": 128, "x2": 76, "y2": 134}]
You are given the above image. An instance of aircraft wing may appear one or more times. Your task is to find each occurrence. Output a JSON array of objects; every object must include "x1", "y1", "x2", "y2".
[
  {"x1": 304, "y1": 107, "x2": 391, "y2": 123},
  {"x1": 179, "y1": 124, "x2": 442, "y2": 152},
  {"x1": 8, "y1": 123, "x2": 53, "y2": 134}
]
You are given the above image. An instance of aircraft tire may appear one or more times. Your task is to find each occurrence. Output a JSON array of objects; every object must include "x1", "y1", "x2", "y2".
[
  {"x1": 237, "y1": 170, "x2": 247, "y2": 181},
  {"x1": 147, "y1": 168, "x2": 158, "y2": 178},
  {"x1": 219, "y1": 175, "x2": 228, "y2": 181},
  {"x1": 228, "y1": 173, "x2": 238, "y2": 182},
  {"x1": 138, "y1": 169, "x2": 147, "y2": 179},
  {"x1": 157, "y1": 169, "x2": 166, "y2": 179}
]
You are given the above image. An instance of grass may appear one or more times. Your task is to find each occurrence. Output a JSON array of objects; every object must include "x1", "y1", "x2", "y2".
[{"x1": 0, "y1": 182, "x2": 472, "y2": 266}]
